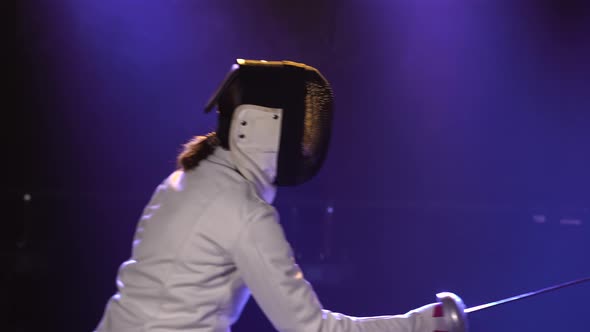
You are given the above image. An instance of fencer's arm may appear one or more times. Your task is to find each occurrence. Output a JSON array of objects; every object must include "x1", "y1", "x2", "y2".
[{"x1": 231, "y1": 205, "x2": 439, "y2": 332}]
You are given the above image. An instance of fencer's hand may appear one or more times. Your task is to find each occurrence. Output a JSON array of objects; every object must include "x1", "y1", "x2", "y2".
[{"x1": 408, "y1": 302, "x2": 449, "y2": 332}]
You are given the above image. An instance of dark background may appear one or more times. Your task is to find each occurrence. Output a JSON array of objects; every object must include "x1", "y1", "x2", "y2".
[{"x1": 10, "y1": 0, "x2": 590, "y2": 331}]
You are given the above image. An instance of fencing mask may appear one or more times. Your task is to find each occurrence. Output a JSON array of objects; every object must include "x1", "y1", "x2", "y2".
[{"x1": 205, "y1": 59, "x2": 334, "y2": 187}]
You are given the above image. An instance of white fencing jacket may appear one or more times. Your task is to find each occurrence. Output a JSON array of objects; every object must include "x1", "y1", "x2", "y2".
[{"x1": 95, "y1": 147, "x2": 441, "y2": 332}]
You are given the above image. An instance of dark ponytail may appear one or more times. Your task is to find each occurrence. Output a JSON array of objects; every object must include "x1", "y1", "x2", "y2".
[{"x1": 177, "y1": 132, "x2": 220, "y2": 171}]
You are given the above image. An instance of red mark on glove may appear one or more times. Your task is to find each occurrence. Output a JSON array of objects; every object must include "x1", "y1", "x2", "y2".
[
  {"x1": 433, "y1": 303, "x2": 444, "y2": 317},
  {"x1": 432, "y1": 304, "x2": 448, "y2": 332}
]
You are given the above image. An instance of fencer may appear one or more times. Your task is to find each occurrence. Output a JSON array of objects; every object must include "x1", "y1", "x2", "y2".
[{"x1": 95, "y1": 59, "x2": 454, "y2": 332}]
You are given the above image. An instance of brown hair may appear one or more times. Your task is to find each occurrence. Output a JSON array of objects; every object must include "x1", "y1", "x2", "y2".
[{"x1": 177, "y1": 132, "x2": 220, "y2": 171}]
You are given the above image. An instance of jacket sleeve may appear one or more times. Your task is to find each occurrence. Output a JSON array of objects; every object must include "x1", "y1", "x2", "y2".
[{"x1": 230, "y1": 205, "x2": 431, "y2": 332}]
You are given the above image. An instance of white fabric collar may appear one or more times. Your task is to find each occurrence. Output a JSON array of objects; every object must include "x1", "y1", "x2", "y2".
[{"x1": 226, "y1": 104, "x2": 283, "y2": 204}]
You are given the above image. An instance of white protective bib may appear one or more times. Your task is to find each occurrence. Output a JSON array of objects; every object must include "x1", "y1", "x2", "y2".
[{"x1": 228, "y1": 104, "x2": 283, "y2": 203}]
